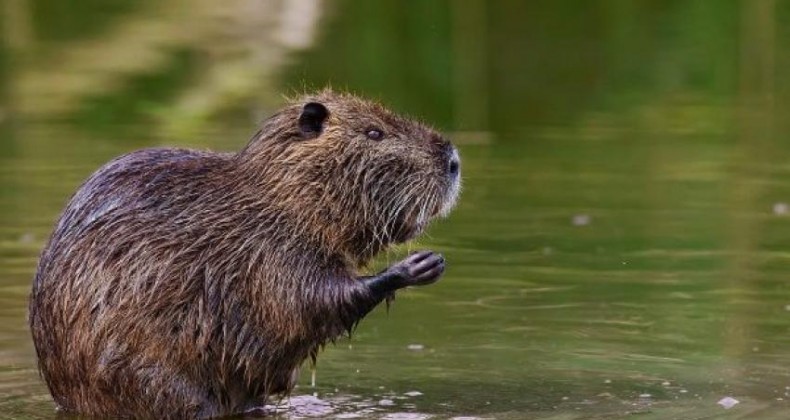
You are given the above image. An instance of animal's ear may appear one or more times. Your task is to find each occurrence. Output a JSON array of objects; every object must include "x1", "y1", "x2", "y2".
[{"x1": 298, "y1": 102, "x2": 329, "y2": 139}]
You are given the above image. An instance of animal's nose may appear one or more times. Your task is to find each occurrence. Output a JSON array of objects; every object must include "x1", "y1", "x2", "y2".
[{"x1": 447, "y1": 147, "x2": 460, "y2": 177}]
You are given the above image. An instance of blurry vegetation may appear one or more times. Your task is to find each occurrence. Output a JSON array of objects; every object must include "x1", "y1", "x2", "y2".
[
  {"x1": 1, "y1": 0, "x2": 783, "y2": 139},
  {"x1": 282, "y1": 0, "x2": 455, "y2": 128},
  {"x1": 283, "y1": 0, "x2": 744, "y2": 135},
  {"x1": 31, "y1": 0, "x2": 143, "y2": 44},
  {"x1": 73, "y1": 48, "x2": 199, "y2": 136}
]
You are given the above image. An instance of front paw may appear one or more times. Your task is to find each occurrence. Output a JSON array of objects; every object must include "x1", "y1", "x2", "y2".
[{"x1": 389, "y1": 251, "x2": 445, "y2": 287}]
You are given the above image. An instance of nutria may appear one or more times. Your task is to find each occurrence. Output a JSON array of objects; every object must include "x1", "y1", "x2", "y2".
[{"x1": 28, "y1": 90, "x2": 461, "y2": 418}]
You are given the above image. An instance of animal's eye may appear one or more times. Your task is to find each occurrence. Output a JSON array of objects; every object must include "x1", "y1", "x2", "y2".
[{"x1": 366, "y1": 128, "x2": 384, "y2": 140}]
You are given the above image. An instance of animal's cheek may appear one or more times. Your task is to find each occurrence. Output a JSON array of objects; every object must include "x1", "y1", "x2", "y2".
[{"x1": 392, "y1": 147, "x2": 435, "y2": 170}]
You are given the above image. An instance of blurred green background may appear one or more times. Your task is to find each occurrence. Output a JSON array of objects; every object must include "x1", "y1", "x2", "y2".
[{"x1": 4, "y1": 0, "x2": 790, "y2": 418}]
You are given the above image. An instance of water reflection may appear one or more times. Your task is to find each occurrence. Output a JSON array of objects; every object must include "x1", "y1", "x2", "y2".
[{"x1": 4, "y1": 0, "x2": 790, "y2": 419}]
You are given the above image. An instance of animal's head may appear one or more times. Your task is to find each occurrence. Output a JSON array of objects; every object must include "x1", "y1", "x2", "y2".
[{"x1": 239, "y1": 90, "x2": 460, "y2": 264}]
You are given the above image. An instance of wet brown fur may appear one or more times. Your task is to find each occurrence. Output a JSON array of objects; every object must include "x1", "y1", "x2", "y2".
[{"x1": 28, "y1": 90, "x2": 456, "y2": 418}]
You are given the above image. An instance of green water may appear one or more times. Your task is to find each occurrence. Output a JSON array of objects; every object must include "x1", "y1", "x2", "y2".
[{"x1": 4, "y1": 0, "x2": 790, "y2": 418}]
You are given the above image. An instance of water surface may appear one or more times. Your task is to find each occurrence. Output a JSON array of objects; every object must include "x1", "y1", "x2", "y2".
[{"x1": 3, "y1": 1, "x2": 790, "y2": 418}]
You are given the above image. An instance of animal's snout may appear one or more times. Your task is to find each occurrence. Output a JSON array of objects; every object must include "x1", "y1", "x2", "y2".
[
  {"x1": 438, "y1": 143, "x2": 461, "y2": 217},
  {"x1": 446, "y1": 145, "x2": 460, "y2": 178}
]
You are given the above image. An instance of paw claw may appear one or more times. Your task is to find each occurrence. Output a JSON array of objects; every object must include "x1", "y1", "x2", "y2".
[{"x1": 389, "y1": 250, "x2": 446, "y2": 287}]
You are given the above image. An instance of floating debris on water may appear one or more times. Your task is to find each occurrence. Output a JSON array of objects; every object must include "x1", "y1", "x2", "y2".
[
  {"x1": 572, "y1": 214, "x2": 591, "y2": 226},
  {"x1": 661, "y1": 381, "x2": 671, "y2": 386},
  {"x1": 262, "y1": 393, "x2": 443, "y2": 418},
  {"x1": 286, "y1": 395, "x2": 335, "y2": 417},
  {"x1": 774, "y1": 202, "x2": 789, "y2": 215},
  {"x1": 636, "y1": 393, "x2": 653, "y2": 406},
  {"x1": 18, "y1": 232, "x2": 35, "y2": 244},
  {"x1": 407, "y1": 344, "x2": 425, "y2": 351},
  {"x1": 717, "y1": 396, "x2": 739, "y2": 409},
  {"x1": 382, "y1": 413, "x2": 432, "y2": 420},
  {"x1": 404, "y1": 391, "x2": 423, "y2": 397}
]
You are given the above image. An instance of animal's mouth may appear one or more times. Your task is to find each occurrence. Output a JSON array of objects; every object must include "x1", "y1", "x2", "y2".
[
  {"x1": 440, "y1": 145, "x2": 461, "y2": 217},
  {"x1": 439, "y1": 170, "x2": 461, "y2": 218},
  {"x1": 391, "y1": 218, "x2": 426, "y2": 243},
  {"x1": 392, "y1": 192, "x2": 455, "y2": 244},
  {"x1": 389, "y1": 146, "x2": 461, "y2": 244}
]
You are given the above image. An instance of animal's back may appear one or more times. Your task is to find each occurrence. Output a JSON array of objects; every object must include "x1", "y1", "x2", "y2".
[{"x1": 30, "y1": 147, "x2": 237, "y2": 417}]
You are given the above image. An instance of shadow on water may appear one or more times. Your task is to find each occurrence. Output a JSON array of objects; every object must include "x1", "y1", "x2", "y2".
[{"x1": 5, "y1": 0, "x2": 790, "y2": 418}]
